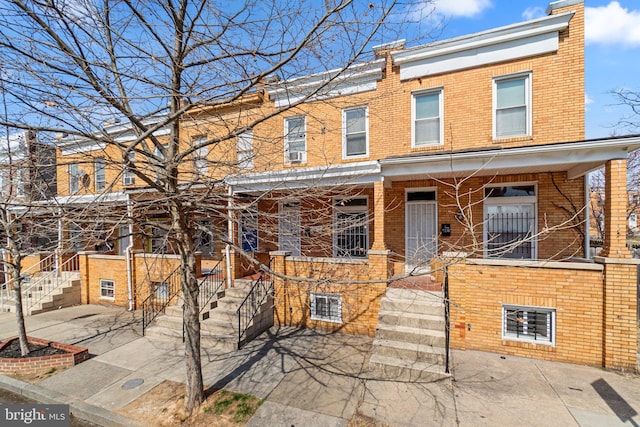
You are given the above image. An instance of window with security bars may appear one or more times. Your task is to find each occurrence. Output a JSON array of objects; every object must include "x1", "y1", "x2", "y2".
[
  {"x1": 310, "y1": 293, "x2": 342, "y2": 323},
  {"x1": 333, "y1": 198, "x2": 368, "y2": 258},
  {"x1": 100, "y1": 279, "x2": 115, "y2": 299},
  {"x1": 503, "y1": 306, "x2": 554, "y2": 344}
]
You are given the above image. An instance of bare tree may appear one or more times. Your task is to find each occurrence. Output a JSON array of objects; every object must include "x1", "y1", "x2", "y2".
[{"x1": 0, "y1": 0, "x2": 406, "y2": 413}]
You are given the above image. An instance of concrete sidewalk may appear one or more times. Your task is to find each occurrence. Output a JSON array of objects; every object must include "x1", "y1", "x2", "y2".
[{"x1": 0, "y1": 305, "x2": 638, "y2": 426}]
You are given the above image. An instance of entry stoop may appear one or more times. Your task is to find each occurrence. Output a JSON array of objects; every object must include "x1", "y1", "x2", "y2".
[{"x1": 369, "y1": 287, "x2": 449, "y2": 381}]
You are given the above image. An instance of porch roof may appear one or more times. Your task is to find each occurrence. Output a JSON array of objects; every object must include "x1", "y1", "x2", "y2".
[
  {"x1": 52, "y1": 191, "x2": 129, "y2": 206},
  {"x1": 380, "y1": 135, "x2": 640, "y2": 181},
  {"x1": 226, "y1": 161, "x2": 381, "y2": 193}
]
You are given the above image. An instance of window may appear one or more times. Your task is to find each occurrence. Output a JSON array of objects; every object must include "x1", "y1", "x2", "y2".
[
  {"x1": 503, "y1": 305, "x2": 554, "y2": 344},
  {"x1": 69, "y1": 163, "x2": 80, "y2": 193},
  {"x1": 284, "y1": 116, "x2": 306, "y2": 164},
  {"x1": 95, "y1": 157, "x2": 106, "y2": 191},
  {"x1": 494, "y1": 73, "x2": 531, "y2": 139},
  {"x1": 123, "y1": 152, "x2": 135, "y2": 186},
  {"x1": 152, "y1": 281, "x2": 169, "y2": 299},
  {"x1": 239, "y1": 209, "x2": 258, "y2": 252},
  {"x1": 100, "y1": 279, "x2": 115, "y2": 299},
  {"x1": 14, "y1": 168, "x2": 26, "y2": 197},
  {"x1": 310, "y1": 293, "x2": 342, "y2": 323},
  {"x1": 195, "y1": 219, "x2": 215, "y2": 256},
  {"x1": 0, "y1": 169, "x2": 6, "y2": 196},
  {"x1": 343, "y1": 106, "x2": 368, "y2": 157},
  {"x1": 334, "y1": 197, "x2": 368, "y2": 258},
  {"x1": 117, "y1": 225, "x2": 129, "y2": 256},
  {"x1": 237, "y1": 131, "x2": 254, "y2": 170},
  {"x1": 484, "y1": 184, "x2": 536, "y2": 259},
  {"x1": 148, "y1": 221, "x2": 170, "y2": 253},
  {"x1": 193, "y1": 136, "x2": 208, "y2": 178},
  {"x1": 413, "y1": 89, "x2": 443, "y2": 147}
]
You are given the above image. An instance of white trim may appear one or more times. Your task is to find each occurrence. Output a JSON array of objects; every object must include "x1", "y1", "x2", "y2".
[
  {"x1": 493, "y1": 72, "x2": 532, "y2": 140},
  {"x1": 268, "y1": 60, "x2": 385, "y2": 107},
  {"x1": 391, "y1": 12, "x2": 572, "y2": 80},
  {"x1": 54, "y1": 191, "x2": 129, "y2": 206},
  {"x1": 502, "y1": 304, "x2": 555, "y2": 346},
  {"x1": 342, "y1": 105, "x2": 369, "y2": 159},
  {"x1": 546, "y1": 0, "x2": 582, "y2": 15},
  {"x1": 412, "y1": 88, "x2": 444, "y2": 148}
]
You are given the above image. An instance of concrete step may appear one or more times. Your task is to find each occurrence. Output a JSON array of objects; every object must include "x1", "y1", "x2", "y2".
[
  {"x1": 372, "y1": 338, "x2": 445, "y2": 365},
  {"x1": 379, "y1": 298, "x2": 443, "y2": 316},
  {"x1": 377, "y1": 309, "x2": 445, "y2": 330},
  {"x1": 385, "y1": 288, "x2": 443, "y2": 301},
  {"x1": 375, "y1": 324, "x2": 445, "y2": 347},
  {"x1": 368, "y1": 353, "x2": 450, "y2": 382},
  {"x1": 224, "y1": 287, "x2": 251, "y2": 299},
  {"x1": 144, "y1": 322, "x2": 239, "y2": 351}
]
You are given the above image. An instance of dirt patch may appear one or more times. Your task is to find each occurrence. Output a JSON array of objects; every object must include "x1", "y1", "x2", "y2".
[
  {"x1": 348, "y1": 413, "x2": 390, "y2": 427},
  {"x1": 0, "y1": 339, "x2": 67, "y2": 358},
  {"x1": 118, "y1": 380, "x2": 263, "y2": 426},
  {"x1": 3, "y1": 365, "x2": 70, "y2": 384}
]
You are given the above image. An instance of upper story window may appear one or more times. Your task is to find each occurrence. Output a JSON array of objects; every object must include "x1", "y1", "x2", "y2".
[
  {"x1": 95, "y1": 157, "x2": 106, "y2": 191},
  {"x1": 69, "y1": 162, "x2": 80, "y2": 193},
  {"x1": 284, "y1": 116, "x2": 306, "y2": 164},
  {"x1": 193, "y1": 136, "x2": 208, "y2": 178},
  {"x1": 412, "y1": 89, "x2": 443, "y2": 147},
  {"x1": 494, "y1": 73, "x2": 531, "y2": 139},
  {"x1": 123, "y1": 152, "x2": 135, "y2": 186},
  {"x1": 237, "y1": 131, "x2": 254, "y2": 170},
  {"x1": 343, "y1": 106, "x2": 368, "y2": 158}
]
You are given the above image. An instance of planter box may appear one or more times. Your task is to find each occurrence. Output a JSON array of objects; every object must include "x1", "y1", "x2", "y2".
[{"x1": 0, "y1": 336, "x2": 89, "y2": 374}]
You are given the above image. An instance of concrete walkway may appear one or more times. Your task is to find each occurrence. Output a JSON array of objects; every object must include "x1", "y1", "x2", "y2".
[{"x1": 0, "y1": 305, "x2": 639, "y2": 426}]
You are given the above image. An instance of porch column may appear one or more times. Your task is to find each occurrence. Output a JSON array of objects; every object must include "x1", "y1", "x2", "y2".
[
  {"x1": 270, "y1": 251, "x2": 290, "y2": 327},
  {"x1": 600, "y1": 159, "x2": 631, "y2": 258},
  {"x1": 371, "y1": 179, "x2": 387, "y2": 251},
  {"x1": 594, "y1": 159, "x2": 638, "y2": 371}
]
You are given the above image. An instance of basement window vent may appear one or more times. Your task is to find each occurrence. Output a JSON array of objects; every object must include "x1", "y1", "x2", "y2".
[
  {"x1": 310, "y1": 293, "x2": 342, "y2": 324},
  {"x1": 502, "y1": 305, "x2": 555, "y2": 345}
]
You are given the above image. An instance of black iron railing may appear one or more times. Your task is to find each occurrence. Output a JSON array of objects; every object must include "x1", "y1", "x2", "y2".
[
  {"x1": 236, "y1": 261, "x2": 273, "y2": 349},
  {"x1": 444, "y1": 266, "x2": 450, "y2": 374},
  {"x1": 198, "y1": 259, "x2": 225, "y2": 314},
  {"x1": 486, "y1": 211, "x2": 533, "y2": 259},
  {"x1": 141, "y1": 266, "x2": 181, "y2": 336}
]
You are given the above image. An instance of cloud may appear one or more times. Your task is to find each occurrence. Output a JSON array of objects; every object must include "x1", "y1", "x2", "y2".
[
  {"x1": 586, "y1": 2, "x2": 640, "y2": 47},
  {"x1": 431, "y1": 0, "x2": 493, "y2": 18},
  {"x1": 585, "y1": 93, "x2": 594, "y2": 111},
  {"x1": 522, "y1": 7, "x2": 545, "y2": 21}
]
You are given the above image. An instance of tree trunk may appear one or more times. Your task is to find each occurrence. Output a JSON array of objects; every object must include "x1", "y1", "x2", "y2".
[
  {"x1": 172, "y1": 206, "x2": 204, "y2": 414},
  {"x1": 13, "y1": 278, "x2": 29, "y2": 356}
]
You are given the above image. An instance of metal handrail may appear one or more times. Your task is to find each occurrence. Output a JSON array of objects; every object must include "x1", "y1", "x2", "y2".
[
  {"x1": 141, "y1": 265, "x2": 181, "y2": 336},
  {"x1": 198, "y1": 259, "x2": 225, "y2": 314},
  {"x1": 1, "y1": 252, "x2": 57, "y2": 300},
  {"x1": 236, "y1": 260, "x2": 273, "y2": 349},
  {"x1": 23, "y1": 254, "x2": 80, "y2": 314},
  {"x1": 444, "y1": 266, "x2": 450, "y2": 374}
]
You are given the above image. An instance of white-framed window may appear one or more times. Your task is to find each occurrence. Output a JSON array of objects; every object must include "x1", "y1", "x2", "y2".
[
  {"x1": 0, "y1": 169, "x2": 7, "y2": 196},
  {"x1": 484, "y1": 183, "x2": 537, "y2": 259},
  {"x1": 412, "y1": 88, "x2": 443, "y2": 147},
  {"x1": 310, "y1": 293, "x2": 342, "y2": 323},
  {"x1": 68, "y1": 163, "x2": 80, "y2": 193},
  {"x1": 239, "y1": 209, "x2": 258, "y2": 252},
  {"x1": 343, "y1": 106, "x2": 368, "y2": 158},
  {"x1": 152, "y1": 281, "x2": 169, "y2": 299},
  {"x1": 284, "y1": 116, "x2": 306, "y2": 164},
  {"x1": 123, "y1": 151, "x2": 135, "y2": 186},
  {"x1": 333, "y1": 197, "x2": 368, "y2": 258},
  {"x1": 100, "y1": 279, "x2": 115, "y2": 299},
  {"x1": 14, "y1": 168, "x2": 26, "y2": 197},
  {"x1": 503, "y1": 305, "x2": 555, "y2": 345},
  {"x1": 147, "y1": 221, "x2": 170, "y2": 253},
  {"x1": 237, "y1": 131, "x2": 254, "y2": 170},
  {"x1": 95, "y1": 157, "x2": 106, "y2": 191},
  {"x1": 193, "y1": 135, "x2": 208, "y2": 178},
  {"x1": 494, "y1": 73, "x2": 532, "y2": 139}
]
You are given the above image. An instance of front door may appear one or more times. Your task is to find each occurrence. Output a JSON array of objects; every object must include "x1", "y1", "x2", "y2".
[
  {"x1": 406, "y1": 194, "x2": 437, "y2": 273},
  {"x1": 279, "y1": 202, "x2": 301, "y2": 256}
]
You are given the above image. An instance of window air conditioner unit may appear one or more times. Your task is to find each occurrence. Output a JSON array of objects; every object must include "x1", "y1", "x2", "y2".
[
  {"x1": 289, "y1": 151, "x2": 303, "y2": 164},
  {"x1": 123, "y1": 175, "x2": 135, "y2": 186}
]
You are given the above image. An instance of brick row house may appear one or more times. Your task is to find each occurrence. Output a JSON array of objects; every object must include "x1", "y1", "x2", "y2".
[{"x1": 15, "y1": 0, "x2": 639, "y2": 373}]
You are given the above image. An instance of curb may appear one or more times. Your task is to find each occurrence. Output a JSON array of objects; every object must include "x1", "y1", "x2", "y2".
[{"x1": 0, "y1": 374, "x2": 144, "y2": 427}]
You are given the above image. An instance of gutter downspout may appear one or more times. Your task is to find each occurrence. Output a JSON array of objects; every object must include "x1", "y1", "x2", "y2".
[
  {"x1": 226, "y1": 186, "x2": 233, "y2": 289},
  {"x1": 584, "y1": 173, "x2": 591, "y2": 260},
  {"x1": 126, "y1": 195, "x2": 135, "y2": 311}
]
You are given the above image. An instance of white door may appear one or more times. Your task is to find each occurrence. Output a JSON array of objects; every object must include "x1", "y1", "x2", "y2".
[
  {"x1": 279, "y1": 203, "x2": 301, "y2": 256},
  {"x1": 406, "y1": 201, "x2": 437, "y2": 273}
]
